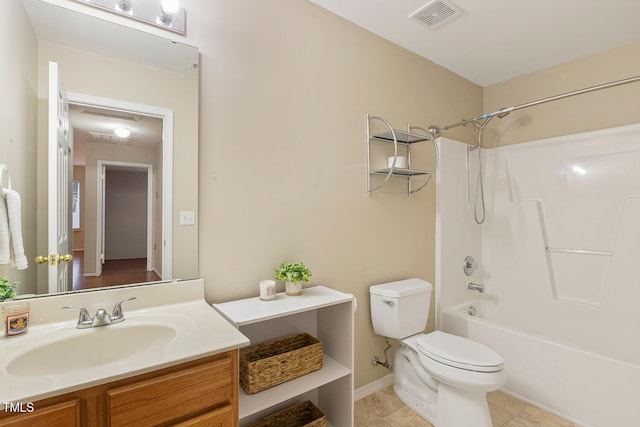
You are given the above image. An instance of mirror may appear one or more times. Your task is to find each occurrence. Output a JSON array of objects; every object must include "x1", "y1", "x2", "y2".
[{"x1": 0, "y1": 0, "x2": 199, "y2": 298}]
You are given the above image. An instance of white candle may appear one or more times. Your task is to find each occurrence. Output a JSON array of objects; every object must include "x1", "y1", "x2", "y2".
[
  {"x1": 259, "y1": 279, "x2": 276, "y2": 301},
  {"x1": 387, "y1": 155, "x2": 407, "y2": 169}
]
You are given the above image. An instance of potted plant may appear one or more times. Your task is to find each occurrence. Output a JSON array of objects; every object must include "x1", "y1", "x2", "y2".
[
  {"x1": 273, "y1": 261, "x2": 312, "y2": 296},
  {"x1": 0, "y1": 276, "x2": 18, "y2": 302}
]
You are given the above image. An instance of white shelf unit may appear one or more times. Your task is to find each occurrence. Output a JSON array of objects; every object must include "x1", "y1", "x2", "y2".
[
  {"x1": 366, "y1": 114, "x2": 438, "y2": 196},
  {"x1": 212, "y1": 286, "x2": 355, "y2": 427}
]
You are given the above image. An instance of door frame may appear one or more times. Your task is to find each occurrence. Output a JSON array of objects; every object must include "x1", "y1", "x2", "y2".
[{"x1": 68, "y1": 92, "x2": 173, "y2": 280}]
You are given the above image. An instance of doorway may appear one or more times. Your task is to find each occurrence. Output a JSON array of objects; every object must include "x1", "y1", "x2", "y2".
[{"x1": 66, "y1": 92, "x2": 173, "y2": 290}]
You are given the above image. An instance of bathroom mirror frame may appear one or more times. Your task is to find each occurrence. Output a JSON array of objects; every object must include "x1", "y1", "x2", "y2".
[{"x1": 1, "y1": 0, "x2": 200, "y2": 299}]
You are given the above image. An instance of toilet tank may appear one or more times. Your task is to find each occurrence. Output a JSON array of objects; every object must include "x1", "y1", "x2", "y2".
[{"x1": 370, "y1": 278, "x2": 432, "y2": 339}]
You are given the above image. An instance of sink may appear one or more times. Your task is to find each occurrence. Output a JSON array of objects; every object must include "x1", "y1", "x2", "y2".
[{"x1": 7, "y1": 324, "x2": 177, "y2": 376}]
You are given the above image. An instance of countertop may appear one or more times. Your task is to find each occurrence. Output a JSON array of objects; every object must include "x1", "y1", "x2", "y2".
[{"x1": 0, "y1": 279, "x2": 249, "y2": 402}]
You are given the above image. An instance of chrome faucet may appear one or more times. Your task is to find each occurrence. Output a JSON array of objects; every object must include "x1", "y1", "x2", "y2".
[
  {"x1": 467, "y1": 282, "x2": 485, "y2": 293},
  {"x1": 63, "y1": 297, "x2": 136, "y2": 329}
]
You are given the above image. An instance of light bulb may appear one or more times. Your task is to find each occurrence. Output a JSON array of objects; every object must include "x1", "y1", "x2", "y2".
[
  {"x1": 116, "y1": 0, "x2": 132, "y2": 12},
  {"x1": 114, "y1": 127, "x2": 131, "y2": 138},
  {"x1": 161, "y1": 0, "x2": 180, "y2": 14}
]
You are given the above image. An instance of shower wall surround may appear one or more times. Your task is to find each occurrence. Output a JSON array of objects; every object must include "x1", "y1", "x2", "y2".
[
  {"x1": 482, "y1": 123, "x2": 640, "y2": 365},
  {"x1": 436, "y1": 123, "x2": 640, "y2": 426}
]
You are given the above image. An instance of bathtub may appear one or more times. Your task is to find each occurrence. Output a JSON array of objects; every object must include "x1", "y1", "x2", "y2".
[{"x1": 440, "y1": 301, "x2": 640, "y2": 427}]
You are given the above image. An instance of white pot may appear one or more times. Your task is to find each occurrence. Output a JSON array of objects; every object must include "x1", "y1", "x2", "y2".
[{"x1": 285, "y1": 281, "x2": 302, "y2": 296}]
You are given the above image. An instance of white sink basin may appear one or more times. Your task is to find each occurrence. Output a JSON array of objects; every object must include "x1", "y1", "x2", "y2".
[{"x1": 7, "y1": 324, "x2": 177, "y2": 376}]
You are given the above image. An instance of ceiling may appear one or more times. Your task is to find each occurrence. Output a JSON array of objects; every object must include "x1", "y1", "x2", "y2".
[
  {"x1": 308, "y1": 0, "x2": 640, "y2": 87},
  {"x1": 70, "y1": 105, "x2": 163, "y2": 167}
]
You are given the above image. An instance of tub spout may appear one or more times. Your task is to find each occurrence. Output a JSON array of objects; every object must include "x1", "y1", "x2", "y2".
[{"x1": 467, "y1": 282, "x2": 485, "y2": 293}]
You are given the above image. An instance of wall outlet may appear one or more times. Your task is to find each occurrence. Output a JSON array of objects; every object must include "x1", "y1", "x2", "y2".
[{"x1": 179, "y1": 210, "x2": 195, "y2": 225}]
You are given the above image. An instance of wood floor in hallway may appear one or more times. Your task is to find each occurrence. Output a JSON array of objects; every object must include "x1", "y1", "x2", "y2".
[{"x1": 72, "y1": 250, "x2": 160, "y2": 290}]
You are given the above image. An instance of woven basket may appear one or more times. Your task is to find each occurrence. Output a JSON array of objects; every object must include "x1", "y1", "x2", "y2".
[
  {"x1": 239, "y1": 332, "x2": 323, "y2": 394},
  {"x1": 247, "y1": 400, "x2": 326, "y2": 427}
]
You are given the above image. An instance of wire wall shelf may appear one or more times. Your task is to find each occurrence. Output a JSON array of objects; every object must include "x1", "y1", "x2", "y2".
[{"x1": 366, "y1": 114, "x2": 438, "y2": 196}]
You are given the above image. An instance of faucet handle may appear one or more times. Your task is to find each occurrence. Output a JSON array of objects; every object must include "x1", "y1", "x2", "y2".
[
  {"x1": 62, "y1": 306, "x2": 92, "y2": 325},
  {"x1": 111, "y1": 297, "x2": 136, "y2": 320}
]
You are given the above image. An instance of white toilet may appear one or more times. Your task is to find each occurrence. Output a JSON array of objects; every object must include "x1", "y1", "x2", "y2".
[{"x1": 370, "y1": 278, "x2": 506, "y2": 427}]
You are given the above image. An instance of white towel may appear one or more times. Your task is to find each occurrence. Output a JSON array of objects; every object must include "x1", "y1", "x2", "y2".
[
  {"x1": 0, "y1": 195, "x2": 9, "y2": 264},
  {"x1": 4, "y1": 189, "x2": 28, "y2": 270}
]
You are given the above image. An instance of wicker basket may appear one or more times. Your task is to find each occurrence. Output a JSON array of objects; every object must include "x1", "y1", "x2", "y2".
[
  {"x1": 239, "y1": 332, "x2": 323, "y2": 394},
  {"x1": 247, "y1": 400, "x2": 326, "y2": 427}
]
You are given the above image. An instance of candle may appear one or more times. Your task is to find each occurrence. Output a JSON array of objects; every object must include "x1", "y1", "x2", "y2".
[
  {"x1": 387, "y1": 155, "x2": 407, "y2": 169},
  {"x1": 259, "y1": 279, "x2": 276, "y2": 301}
]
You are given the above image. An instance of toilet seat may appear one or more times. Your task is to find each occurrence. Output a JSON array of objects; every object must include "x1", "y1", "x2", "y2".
[{"x1": 416, "y1": 331, "x2": 503, "y2": 372}]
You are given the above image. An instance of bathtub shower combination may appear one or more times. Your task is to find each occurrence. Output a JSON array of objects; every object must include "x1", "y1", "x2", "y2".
[{"x1": 436, "y1": 124, "x2": 640, "y2": 426}]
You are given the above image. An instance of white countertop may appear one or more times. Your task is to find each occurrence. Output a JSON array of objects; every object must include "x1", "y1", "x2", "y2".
[
  {"x1": 0, "y1": 279, "x2": 249, "y2": 402},
  {"x1": 212, "y1": 285, "x2": 355, "y2": 326}
]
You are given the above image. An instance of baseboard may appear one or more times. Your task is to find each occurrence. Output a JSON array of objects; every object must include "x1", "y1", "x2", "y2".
[{"x1": 354, "y1": 374, "x2": 394, "y2": 401}]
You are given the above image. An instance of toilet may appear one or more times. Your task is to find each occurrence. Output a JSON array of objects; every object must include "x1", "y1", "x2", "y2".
[{"x1": 370, "y1": 278, "x2": 506, "y2": 427}]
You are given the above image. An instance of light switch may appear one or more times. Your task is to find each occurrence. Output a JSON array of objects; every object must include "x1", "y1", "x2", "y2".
[{"x1": 179, "y1": 210, "x2": 195, "y2": 225}]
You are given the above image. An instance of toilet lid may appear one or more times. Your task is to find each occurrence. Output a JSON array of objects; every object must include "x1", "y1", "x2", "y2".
[{"x1": 417, "y1": 331, "x2": 504, "y2": 372}]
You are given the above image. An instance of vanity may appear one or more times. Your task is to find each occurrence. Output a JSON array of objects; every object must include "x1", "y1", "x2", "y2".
[{"x1": 0, "y1": 279, "x2": 249, "y2": 426}]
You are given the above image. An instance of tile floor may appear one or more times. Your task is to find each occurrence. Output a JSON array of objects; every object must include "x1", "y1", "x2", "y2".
[{"x1": 354, "y1": 386, "x2": 576, "y2": 427}]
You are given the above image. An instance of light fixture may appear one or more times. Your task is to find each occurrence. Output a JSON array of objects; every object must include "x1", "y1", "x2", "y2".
[
  {"x1": 115, "y1": 0, "x2": 132, "y2": 13},
  {"x1": 70, "y1": 0, "x2": 186, "y2": 35},
  {"x1": 157, "y1": 0, "x2": 180, "y2": 25},
  {"x1": 114, "y1": 127, "x2": 132, "y2": 138}
]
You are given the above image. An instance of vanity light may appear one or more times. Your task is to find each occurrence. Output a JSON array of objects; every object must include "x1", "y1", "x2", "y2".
[
  {"x1": 70, "y1": 0, "x2": 186, "y2": 35},
  {"x1": 158, "y1": 0, "x2": 180, "y2": 25},
  {"x1": 115, "y1": 0, "x2": 133, "y2": 13},
  {"x1": 114, "y1": 127, "x2": 132, "y2": 138}
]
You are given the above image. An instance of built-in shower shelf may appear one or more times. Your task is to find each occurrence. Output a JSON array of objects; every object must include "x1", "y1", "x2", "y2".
[{"x1": 366, "y1": 114, "x2": 438, "y2": 196}]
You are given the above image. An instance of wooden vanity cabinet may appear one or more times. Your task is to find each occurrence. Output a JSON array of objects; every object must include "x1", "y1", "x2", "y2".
[{"x1": 0, "y1": 350, "x2": 238, "y2": 427}]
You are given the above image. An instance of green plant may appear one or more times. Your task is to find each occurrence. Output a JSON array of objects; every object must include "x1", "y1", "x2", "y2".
[
  {"x1": 273, "y1": 261, "x2": 312, "y2": 284},
  {"x1": 0, "y1": 276, "x2": 18, "y2": 301}
]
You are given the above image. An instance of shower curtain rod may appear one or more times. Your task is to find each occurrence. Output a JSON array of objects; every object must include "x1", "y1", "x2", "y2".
[{"x1": 428, "y1": 74, "x2": 640, "y2": 137}]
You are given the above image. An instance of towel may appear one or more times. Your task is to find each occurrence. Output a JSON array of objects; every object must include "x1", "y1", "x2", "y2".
[
  {"x1": 0, "y1": 194, "x2": 9, "y2": 264},
  {"x1": 3, "y1": 189, "x2": 28, "y2": 270}
]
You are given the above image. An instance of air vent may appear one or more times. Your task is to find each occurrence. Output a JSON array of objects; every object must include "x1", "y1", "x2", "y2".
[{"x1": 409, "y1": 0, "x2": 464, "y2": 29}]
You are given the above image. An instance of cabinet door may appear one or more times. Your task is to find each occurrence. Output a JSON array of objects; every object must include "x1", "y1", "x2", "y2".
[
  {"x1": 0, "y1": 399, "x2": 79, "y2": 427},
  {"x1": 172, "y1": 405, "x2": 233, "y2": 427},
  {"x1": 107, "y1": 356, "x2": 233, "y2": 426}
]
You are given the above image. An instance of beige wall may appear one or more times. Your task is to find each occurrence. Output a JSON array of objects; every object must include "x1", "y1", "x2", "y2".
[
  {"x1": 483, "y1": 42, "x2": 640, "y2": 147},
  {"x1": 188, "y1": 0, "x2": 481, "y2": 388},
  {"x1": 36, "y1": 42, "x2": 199, "y2": 282},
  {"x1": 0, "y1": 1, "x2": 38, "y2": 294},
  {"x1": 104, "y1": 170, "x2": 148, "y2": 260}
]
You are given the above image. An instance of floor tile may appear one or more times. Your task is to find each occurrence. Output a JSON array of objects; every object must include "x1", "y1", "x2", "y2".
[
  {"x1": 355, "y1": 386, "x2": 574, "y2": 427},
  {"x1": 487, "y1": 390, "x2": 529, "y2": 416}
]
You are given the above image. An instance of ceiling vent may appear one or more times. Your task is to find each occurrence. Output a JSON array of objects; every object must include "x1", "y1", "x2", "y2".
[{"x1": 409, "y1": 0, "x2": 464, "y2": 30}]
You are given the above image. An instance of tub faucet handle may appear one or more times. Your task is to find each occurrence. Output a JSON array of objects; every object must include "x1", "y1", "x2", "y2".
[{"x1": 463, "y1": 256, "x2": 478, "y2": 276}]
